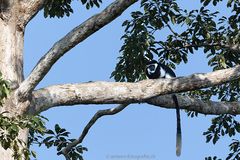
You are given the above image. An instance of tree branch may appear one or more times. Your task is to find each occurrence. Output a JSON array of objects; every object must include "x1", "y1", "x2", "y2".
[
  {"x1": 58, "y1": 104, "x2": 128, "y2": 157},
  {"x1": 19, "y1": 0, "x2": 45, "y2": 26},
  {"x1": 147, "y1": 94, "x2": 240, "y2": 115},
  {"x1": 29, "y1": 65, "x2": 240, "y2": 115},
  {"x1": 176, "y1": 42, "x2": 240, "y2": 53},
  {"x1": 17, "y1": 0, "x2": 138, "y2": 101}
]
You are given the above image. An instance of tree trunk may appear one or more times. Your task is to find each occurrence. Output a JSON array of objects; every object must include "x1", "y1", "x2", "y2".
[{"x1": 0, "y1": 7, "x2": 28, "y2": 159}]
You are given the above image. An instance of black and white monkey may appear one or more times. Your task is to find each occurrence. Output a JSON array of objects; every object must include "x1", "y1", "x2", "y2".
[{"x1": 146, "y1": 60, "x2": 182, "y2": 156}]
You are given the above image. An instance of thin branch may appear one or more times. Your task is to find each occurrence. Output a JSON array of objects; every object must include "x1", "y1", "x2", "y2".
[
  {"x1": 17, "y1": 0, "x2": 138, "y2": 101},
  {"x1": 29, "y1": 65, "x2": 240, "y2": 115},
  {"x1": 156, "y1": 2, "x2": 179, "y2": 37},
  {"x1": 58, "y1": 104, "x2": 129, "y2": 156},
  {"x1": 172, "y1": 42, "x2": 240, "y2": 53},
  {"x1": 185, "y1": 43, "x2": 240, "y2": 52}
]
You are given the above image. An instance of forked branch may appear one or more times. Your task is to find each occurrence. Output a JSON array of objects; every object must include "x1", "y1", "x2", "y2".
[
  {"x1": 19, "y1": 0, "x2": 46, "y2": 26},
  {"x1": 17, "y1": 0, "x2": 138, "y2": 101}
]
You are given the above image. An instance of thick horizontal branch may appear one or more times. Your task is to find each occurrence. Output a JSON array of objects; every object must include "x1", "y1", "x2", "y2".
[
  {"x1": 29, "y1": 65, "x2": 240, "y2": 115},
  {"x1": 17, "y1": 0, "x2": 138, "y2": 101}
]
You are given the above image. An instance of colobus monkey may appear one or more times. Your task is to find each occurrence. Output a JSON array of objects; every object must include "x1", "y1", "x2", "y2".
[{"x1": 146, "y1": 60, "x2": 182, "y2": 157}]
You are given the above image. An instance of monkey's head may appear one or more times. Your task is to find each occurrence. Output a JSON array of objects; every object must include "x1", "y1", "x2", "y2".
[{"x1": 145, "y1": 60, "x2": 160, "y2": 79}]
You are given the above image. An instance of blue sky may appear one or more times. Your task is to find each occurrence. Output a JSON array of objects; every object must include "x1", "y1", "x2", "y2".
[{"x1": 24, "y1": 1, "x2": 236, "y2": 160}]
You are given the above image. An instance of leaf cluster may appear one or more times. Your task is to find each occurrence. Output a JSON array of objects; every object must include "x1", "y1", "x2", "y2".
[
  {"x1": 80, "y1": 0, "x2": 102, "y2": 9},
  {"x1": 205, "y1": 156, "x2": 222, "y2": 160},
  {"x1": 42, "y1": 124, "x2": 87, "y2": 160},
  {"x1": 0, "y1": 72, "x2": 10, "y2": 106},
  {"x1": 204, "y1": 139, "x2": 240, "y2": 160},
  {"x1": 0, "y1": 72, "x2": 86, "y2": 159},
  {"x1": 43, "y1": 0, "x2": 102, "y2": 18},
  {"x1": 227, "y1": 139, "x2": 240, "y2": 160},
  {"x1": 203, "y1": 115, "x2": 240, "y2": 159},
  {"x1": 0, "y1": 113, "x2": 46, "y2": 160},
  {"x1": 203, "y1": 115, "x2": 240, "y2": 144},
  {"x1": 0, "y1": 112, "x2": 86, "y2": 160},
  {"x1": 112, "y1": 0, "x2": 238, "y2": 82},
  {"x1": 111, "y1": 0, "x2": 183, "y2": 82}
]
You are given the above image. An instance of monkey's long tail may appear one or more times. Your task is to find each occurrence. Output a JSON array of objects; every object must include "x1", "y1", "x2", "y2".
[{"x1": 172, "y1": 94, "x2": 182, "y2": 157}]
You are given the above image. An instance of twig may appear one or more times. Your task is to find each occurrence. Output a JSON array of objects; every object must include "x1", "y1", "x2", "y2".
[{"x1": 163, "y1": 42, "x2": 240, "y2": 53}]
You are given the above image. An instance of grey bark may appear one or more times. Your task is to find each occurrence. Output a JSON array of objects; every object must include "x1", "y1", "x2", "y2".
[
  {"x1": 19, "y1": 0, "x2": 46, "y2": 26},
  {"x1": 30, "y1": 65, "x2": 240, "y2": 115},
  {"x1": 17, "y1": 0, "x2": 138, "y2": 101},
  {"x1": 0, "y1": 1, "x2": 27, "y2": 159}
]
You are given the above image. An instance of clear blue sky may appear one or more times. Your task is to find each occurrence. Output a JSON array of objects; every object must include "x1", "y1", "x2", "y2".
[{"x1": 24, "y1": 1, "x2": 237, "y2": 160}]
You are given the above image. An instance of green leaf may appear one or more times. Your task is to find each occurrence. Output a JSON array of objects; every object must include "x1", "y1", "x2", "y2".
[
  {"x1": 212, "y1": 135, "x2": 219, "y2": 144},
  {"x1": 31, "y1": 150, "x2": 37, "y2": 158},
  {"x1": 46, "y1": 129, "x2": 55, "y2": 135},
  {"x1": 86, "y1": 3, "x2": 90, "y2": 9},
  {"x1": 203, "y1": 0, "x2": 211, "y2": 6},
  {"x1": 55, "y1": 124, "x2": 61, "y2": 133},
  {"x1": 81, "y1": 0, "x2": 87, "y2": 4}
]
